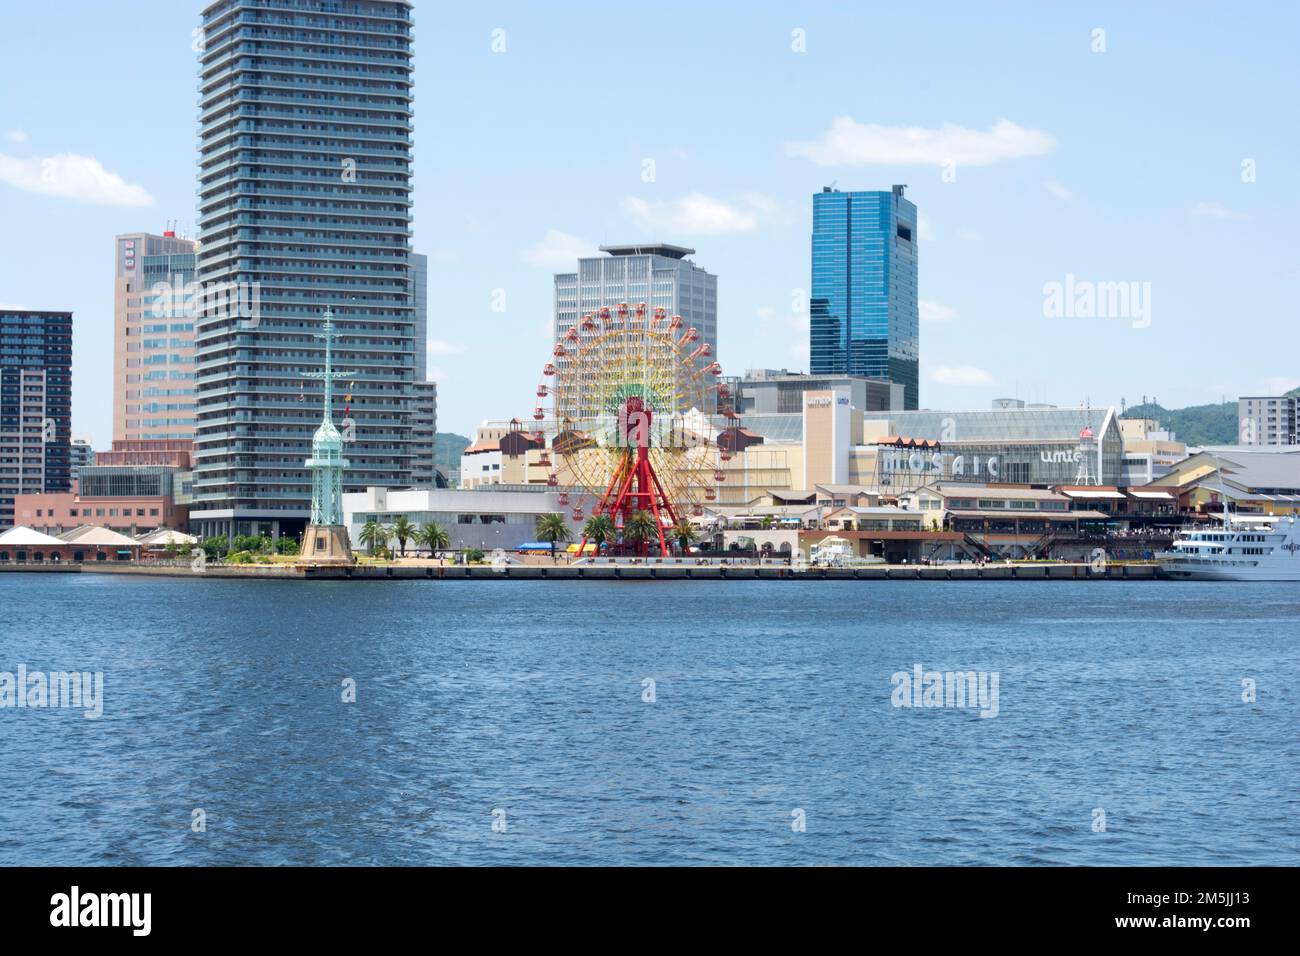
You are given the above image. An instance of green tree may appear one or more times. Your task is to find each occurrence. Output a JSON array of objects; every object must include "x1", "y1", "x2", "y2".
[
  {"x1": 276, "y1": 536, "x2": 300, "y2": 555},
  {"x1": 358, "y1": 519, "x2": 391, "y2": 555},
  {"x1": 391, "y1": 515, "x2": 415, "y2": 556},
  {"x1": 623, "y1": 510, "x2": 660, "y2": 552},
  {"x1": 232, "y1": 533, "x2": 272, "y2": 554},
  {"x1": 417, "y1": 521, "x2": 451, "y2": 557},
  {"x1": 582, "y1": 514, "x2": 615, "y2": 554},
  {"x1": 671, "y1": 519, "x2": 698, "y2": 554},
  {"x1": 535, "y1": 512, "x2": 573, "y2": 562},
  {"x1": 201, "y1": 536, "x2": 229, "y2": 560}
]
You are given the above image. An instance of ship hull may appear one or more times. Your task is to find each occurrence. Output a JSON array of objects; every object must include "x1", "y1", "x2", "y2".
[{"x1": 1157, "y1": 558, "x2": 1300, "y2": 582}]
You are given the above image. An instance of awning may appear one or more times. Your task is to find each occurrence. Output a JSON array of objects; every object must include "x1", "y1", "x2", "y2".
[
  {"x1": 1061, "y1": 489, "x2": 1126, "y2": 499},
  {"x1": 1128, "y1": 490, "x2": 1175, "y2": 499},
  {"x1": 948, "y1": 509, "x2": 1110, "y2": 520}
]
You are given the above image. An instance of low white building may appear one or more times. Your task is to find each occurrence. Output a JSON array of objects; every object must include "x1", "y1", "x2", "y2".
[{"x1": 342, "y1": 486, "x2": 583, "y2": 553}]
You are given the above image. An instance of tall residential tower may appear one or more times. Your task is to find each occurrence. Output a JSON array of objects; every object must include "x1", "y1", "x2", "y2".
[
  {"x1": 191, "y1": 0, "x2": 417, "y2": 540},
  {"x1": 810, "y1": 186, "x2": 919, "y2": 409}
]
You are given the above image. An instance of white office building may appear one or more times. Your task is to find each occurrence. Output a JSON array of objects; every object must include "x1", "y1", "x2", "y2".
[
  {"x1": 553, "y1": 244, "x2": 717, "y2": 410},
  {"x1": 1238, "y1": 395, "x2": 1298, "y2": 447}
]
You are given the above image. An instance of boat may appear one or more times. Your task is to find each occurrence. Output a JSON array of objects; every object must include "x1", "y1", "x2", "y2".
[{"x1": 1157, "y1": 512, "x2": 1300, "y2": 581}]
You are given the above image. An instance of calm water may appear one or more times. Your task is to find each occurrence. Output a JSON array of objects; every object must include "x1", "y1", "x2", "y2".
[{"x1": 0, "y1": 574, "x2": 1296, "y2": 866}]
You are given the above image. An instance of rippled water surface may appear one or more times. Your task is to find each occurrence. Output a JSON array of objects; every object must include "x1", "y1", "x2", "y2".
[{"x1": 1, "y1": 574, "x2": 1296, "y2": 865}]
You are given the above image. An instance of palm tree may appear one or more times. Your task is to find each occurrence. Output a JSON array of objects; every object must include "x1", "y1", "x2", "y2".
[
  {"x1": 535, "y1": 512, "x2": 573, "y2": 562},
  {"x1": 358, "y1": 519, "x2": 390, "y2": 555},
  {"x1": 623, "y1": 509, "x2": 660, "y2": 554},
  {"x1": 582, "y1": 514, "x2": 615, "y2": 554},
  {"x1": 391, "y1": 515, "x2": 415, "y2": 556},
  {"x1": 417, "y1": 521, "x2": 451, "y2": 558},
  {"x1": 671, "y1": 519, "x2": 698, "y2": 554}
]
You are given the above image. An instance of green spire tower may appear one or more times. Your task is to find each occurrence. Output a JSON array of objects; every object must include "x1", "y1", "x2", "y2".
[{"x1": 299, "y1": 307, "x2": 357, "y2": 564}]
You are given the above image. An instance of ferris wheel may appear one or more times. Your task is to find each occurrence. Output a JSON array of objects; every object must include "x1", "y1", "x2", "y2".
[{"x1": 531, "y1": 302, "x2": 738, "y2": 556}]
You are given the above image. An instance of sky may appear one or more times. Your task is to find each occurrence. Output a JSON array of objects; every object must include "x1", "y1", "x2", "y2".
[{"x1": 1, "y1": 1, "x2": 1298, "y2": 445}]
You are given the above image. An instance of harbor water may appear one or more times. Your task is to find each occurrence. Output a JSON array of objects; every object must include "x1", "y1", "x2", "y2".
[{"x1": 1, "y1": 574, "x2": 1296, "y2": 865}]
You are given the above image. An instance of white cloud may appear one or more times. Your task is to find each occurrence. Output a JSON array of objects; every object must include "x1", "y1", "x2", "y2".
[
  {"x1": 0, "y1": 152, "x2": 153, "y2": 206},
  {"x1": 786, "y1": 118, "x2": 1055, "y2": 167},
  {"x1": 422, "y1": 247, "x2": 460, "y2": 264},
  {"x1": 426, "y1": 339, "x2": 465, "y2": 356},
  {"x1": 1190, "y1": 201, "x2": 1247, "y2": 221},
  {"x1": 917, "y1": 213, "x2": 934, "y2": 241},
  {"x1": 920, "y1": 300, "x2": 958, "y2": 322},
  {"x1": 1045, "y1": 180, "x2": 1075, "y2": 201},
  {"x1": 522, "y1": 229, "x2": 599, "y2": 269},
  {"x1": 2, "y1": 129, "x2": 28, "y2": 145},
  {"x1": 929, "y1": 365, "x2": 995, "y2": 387},
  {"x1": 757, "y1": 304, "x2": 806, "y2": 334},
  {"x1": 622, "y1": 192, "x2": 767, "y2": 234}
]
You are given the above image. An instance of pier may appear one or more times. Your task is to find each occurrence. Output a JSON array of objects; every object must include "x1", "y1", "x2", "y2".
[{"x1": 41, "y1": 561, "x2": 1162, "y2": 581}]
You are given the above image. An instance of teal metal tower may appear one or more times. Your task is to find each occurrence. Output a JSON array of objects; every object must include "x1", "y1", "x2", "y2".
[{"x1": 299, "y1": 308, "x2": 357, "y2": 563}]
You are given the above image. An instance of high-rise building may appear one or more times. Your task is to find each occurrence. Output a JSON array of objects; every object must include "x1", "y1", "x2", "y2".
[
  {"x1": 412, "y1": 251, "x2": 428, "y2": 380},
  {"x1": 69, "y1": 432, "x2": 95, "y2": 483},
  {"x1": 1238, "y1": 395, "x2": 1298, "y2": 446},
  {"x1": 409, "y1": 251, "x2": 438, "y2": 485},
  {"x1": 114, "y1": 230, "x2": 197, "y2": 442},
  {"x1": 810, "y1": 185, "x2": 919, "y2": 409},
  {"x1": 191, "y1": 0, "x2": 417, "y2": 540},
  {"x1": 553, "y1": 244, "x2": 718, "y2": 411},
  {"x1": 411, "y1": 381, "x2": 438, "y2": 486},
  {"x1": 0, "y1": 310, "x2": 73, "y2": 528}
]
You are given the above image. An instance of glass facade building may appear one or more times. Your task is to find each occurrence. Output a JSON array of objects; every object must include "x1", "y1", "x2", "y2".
[
  {"x1": 865, "y1": 406, "x2": 1123, "y2": 489},
  {"x1": 810, "y1": 186, "x2": 918, "y2": 409},
  {"x1": 191, "y1": 0, "x2": 416, "y2": 539},
  {"x1": 0, "y1": 311, "x2": 73, "y2": 529}
]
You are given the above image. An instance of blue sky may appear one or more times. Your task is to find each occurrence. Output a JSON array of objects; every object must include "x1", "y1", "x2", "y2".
[{"x1": 1, "y1": 1, "x2": 1297, "y2": 444}]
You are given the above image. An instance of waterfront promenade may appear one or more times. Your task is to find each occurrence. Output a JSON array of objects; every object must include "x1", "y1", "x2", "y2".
[{"x1": 0, "y1": 561, "x2": 1159, "y2": 581}]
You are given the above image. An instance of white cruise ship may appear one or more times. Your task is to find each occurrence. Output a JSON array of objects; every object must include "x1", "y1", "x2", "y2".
[{"x1": 1157, "y1": 513, "x2": 1300, "y2": 581}]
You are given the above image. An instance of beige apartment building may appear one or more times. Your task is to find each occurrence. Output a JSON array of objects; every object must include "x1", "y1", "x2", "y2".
[{"x1": 113, "y1": 231, "x2": 198, "y2": 443}]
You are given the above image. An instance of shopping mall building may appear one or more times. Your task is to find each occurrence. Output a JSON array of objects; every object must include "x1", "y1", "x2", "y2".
[{"x1": 726, "y1": 390, "x2": 1124, "y2": 500}]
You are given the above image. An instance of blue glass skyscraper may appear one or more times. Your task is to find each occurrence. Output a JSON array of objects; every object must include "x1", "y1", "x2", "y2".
[{"x1": 810, "y1": 185, "x2": 918, "y2": 409}]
